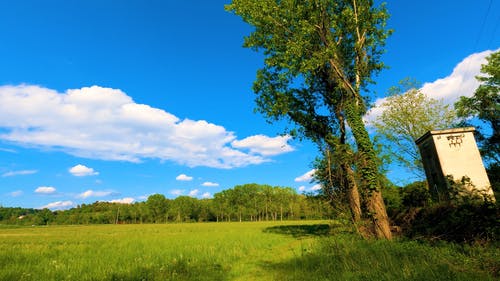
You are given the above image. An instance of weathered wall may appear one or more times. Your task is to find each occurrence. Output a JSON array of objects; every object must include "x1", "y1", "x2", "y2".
[{"x1": 416, "y1": 127, "x2": 494, "y2": 200}]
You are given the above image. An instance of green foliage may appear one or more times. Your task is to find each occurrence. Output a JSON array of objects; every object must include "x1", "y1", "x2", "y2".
[
  {"x1": 147, "y1": 194, "x2": 169, "y2": 223},
  {"x1": 405, "y1": 201, "x2": 499, "y2": 244},
  {"x1": 401, "y1": 181, "x2": 431, "y2": 208},
  {"x1": 226, "y1": 0, "x2": 390, "y2": 183},
  {"x1": 446, "y1": 175, "x2": 496, "y2": 204},
  {"x1": 0, "y1": 184, "x2": 333, "y2": 225},
  {"x1": 381, "y1": 185, "x2": 402, "y2": 216},
  {"x1": 171, "y1": 196, "x2": 201, "y2": 222},
  {"x1": 312, "y1": 147, "x2": 353, "y2": 204},
  {"x1": 486, "y1": 163, "x2": 500, "y2": 199},
  {"x1": 227, "y1": 0, "x2": 394, "y2": 239},
  {"x1": 212, "y1": 184, "x2": 332, "y2": 222},
  {"x1": 392, "y1": 178, "x2": 498, "y2": 244},
  {"x1": 373, "y1": 78, "x2": 457, "y2": 177},
  {"x1": 455, "y1": 50, "x2": 500, "y2": 165}
]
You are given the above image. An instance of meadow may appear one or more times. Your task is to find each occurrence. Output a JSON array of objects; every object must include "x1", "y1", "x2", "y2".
[{"x1": 0, "y1": 221, "x2": 497, "y2": 281}]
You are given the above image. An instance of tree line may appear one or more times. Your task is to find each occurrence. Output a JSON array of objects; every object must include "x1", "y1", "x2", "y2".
[{"x1": 0, "y1": 184, "x2": 333, "y2": 225}]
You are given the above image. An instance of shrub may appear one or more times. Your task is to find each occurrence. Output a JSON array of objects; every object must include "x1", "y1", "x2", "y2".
[
  {"x1": 400, "y1": 181, "x2": 431, "y2": 208},
  {"x1": 405, "y1": 200, "x2": 499, "y2": 243}
]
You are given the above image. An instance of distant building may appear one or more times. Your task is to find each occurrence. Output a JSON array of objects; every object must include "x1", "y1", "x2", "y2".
[{"x1": 415, "y1": 127, "x2": 494, "y2": 201}]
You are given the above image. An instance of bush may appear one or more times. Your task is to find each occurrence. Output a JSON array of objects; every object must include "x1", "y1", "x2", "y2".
[
  {"x1": 400, "y1": 181, "x2": 431, "y2": 208},
  {"x1": 393, "y1": 179, "x2": 498, "y2": 243},
  {"x1": 381, "y1": 185, "x2": 402, "y2": 217},
  {"x1": 405, "y1": 201, "x2": 499, "y2": 243}
]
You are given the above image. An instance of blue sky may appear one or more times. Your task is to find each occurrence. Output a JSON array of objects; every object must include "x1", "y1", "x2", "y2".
[{"x1": 0, "y1": 0, "x2": 499, "y2": 209}]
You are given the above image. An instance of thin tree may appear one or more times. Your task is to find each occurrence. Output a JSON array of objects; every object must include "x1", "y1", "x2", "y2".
[{"x1": 372, "y1": 78, "x2": 457, "y2": 178}]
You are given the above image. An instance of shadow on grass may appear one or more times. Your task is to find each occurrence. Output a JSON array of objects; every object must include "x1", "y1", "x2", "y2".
[
  {"x1": 260, "y1": 235, "x2": 497, "y2": 281},
  {"x1": 263, "y1": 224, "x2": 331, "y2": 238}
]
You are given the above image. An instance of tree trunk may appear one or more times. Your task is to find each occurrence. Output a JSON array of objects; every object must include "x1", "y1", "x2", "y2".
[
  {"x1": 343, "y1": 163, "x2": 362, "y2": 223},
  {"x1": 366, "y1": 190, "x2": 392, "y2": 239},
  {"x1": 345, "y1": 100, "x2": 392, "y2": 240}
]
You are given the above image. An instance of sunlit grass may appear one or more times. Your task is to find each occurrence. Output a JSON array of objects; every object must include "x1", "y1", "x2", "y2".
[
  {"x1": 0, "y1": 221, "x2": 497, "y2": 280},
  {"x1": 0, "y1": 222, "x2": 318, "y2": 281}
]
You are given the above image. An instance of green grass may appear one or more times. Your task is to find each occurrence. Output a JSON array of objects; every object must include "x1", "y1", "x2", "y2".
[{"x1": 0, "y1": 221, "x2": 497, "y2": 281}]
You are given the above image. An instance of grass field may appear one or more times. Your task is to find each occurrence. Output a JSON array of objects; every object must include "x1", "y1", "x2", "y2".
[{"x1": 0, "y1": 221, "x2": 497, "y2": 281}]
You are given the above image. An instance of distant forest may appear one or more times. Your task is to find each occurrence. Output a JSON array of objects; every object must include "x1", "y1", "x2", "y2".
[{"x1": 0, "y1": 184, "x2": 333, "y2": 225}]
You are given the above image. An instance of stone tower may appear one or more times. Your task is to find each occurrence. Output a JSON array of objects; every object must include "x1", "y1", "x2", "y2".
[{"x1": 415, "y1": 127, "x2": 494, "y2": 201}]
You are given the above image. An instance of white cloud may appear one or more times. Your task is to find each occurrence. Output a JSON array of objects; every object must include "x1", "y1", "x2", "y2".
[
  {"x1": 188, "y1": 189, "x2": 199, "y2": 197},
  {"x1": 170, "y1": 189, "x2": 184, "y2": 196},
  {"x1": 69, "y1": 164, "x2": 99, "y2": 177},
  {"x1": 108, "y1": 197, "x2": 135, "y2": 204},
  {"x1": 420, "y1": 50, "x2": 496, "y2": 104},
  {"x1": 77, "y1": 189, "x2": 114, "y2": 199},
  {"x1": 310, "y1": 184, "x2": 322, "y2": 191},
  {"x1": 365, "y1": 49, "x2": 498, "y2": 124},
  {"x1": 9, "y1": 190, "x2": 23, "y2": 197},
  {"x1": 40, "y1": 200, "x2": 74, "y2": 210},
  {"x1": 0, "y1": 85, "x2": 293, "y2": 168},
  {"x1": 35, "y1": 186, "x2": 56, "y2": 194},
  {"x1": 231, "y1": 134, "x2": 294, "y2": 156},
  {"x1": 294, "y1": 169, "x2": 316, "y2": 182},
  {"x1": 2, "y1": 169, "x2": 38, "y2": 177},
  {"x1": 176, "y1": 174, "x2": 193, "y2": 181},
  {"x1": 201, "y1": 192, "x2": 211, "y2": 199},
  {"x1": 0, "y1": 147, "x2": 17, "y2": 153},
  {"x1": 297, "y1": 184, "x2": 321, "y2": 192},
  {"x1": 201, "y1": 181, "x2": 219, "y2": 187}
]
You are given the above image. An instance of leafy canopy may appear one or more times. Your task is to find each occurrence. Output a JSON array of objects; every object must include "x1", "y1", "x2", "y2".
[
  {"x1": 373, "y1": 78, "x2": 457, "y2": 177},
  {"x1": 225, "y1": 0, "x2": 391, "y2": 143}
]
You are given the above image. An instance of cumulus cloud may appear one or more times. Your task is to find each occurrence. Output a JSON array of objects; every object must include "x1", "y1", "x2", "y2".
[
  {"x1": 9, "y1": 190, "x2": 23, "y2": 197},
  {"x1": 41, "y1": 200, "x2": 74, "y2": 210},
  {"x1": 365, "y1": 49, "x2": 497, "y2": 124},
  {"x1": 108, "y1": 197, "x2": 135, "y2": 204},
  {"x1": 298, "y1": 186, "x2": 306, "y2": 192},
  {"x1": 176, "y1": 174, "x2": 193, "y2": 181},
  {"x1": 2, "y1": 169, "x2": 38, "y2": 177},
  {"x1": 420, "y1": 50, "x2": 496, "y2": 104},
  {"x1": 0, "y1": 85, "x2": 293, "y2": 168},
  {"x1": 294, "y1": 169, "x2": 316, "y2": 182},
  {"x1": 69, "y1": 164, "x2": 99, "y2": 177},
  {"x1": 77, "y1": 189, "x2": 114, "y2": 199},
  {"x1": 201, "y1": 192, "x2": 211, "y2": 199},
  {"x1": 231, "y1": 134, "x2": 294, "y2": 156},
  {"x1": 188, "y1": 189, "x2": 199, "y2": 197},
  {"x1": 35, "y1": 186, "x2": 56, "y2": 194},
  {"x1": 201, "y1": 181, "x2": 219, "y2": 187}
]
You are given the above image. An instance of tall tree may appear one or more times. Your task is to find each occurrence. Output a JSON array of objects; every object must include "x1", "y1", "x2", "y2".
[
  {"x1": 146, "y1": 194, "x2": 168, "y2": 223},
  {"x1": 226, "y1": 0, "x2": 392, "y2": 239},
  {"x1": 372, "y1": 78, "x2": 457, "y2": 178},
  {"x1": 455, "y1": 50, "x2": 500, "y2": 165}
]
